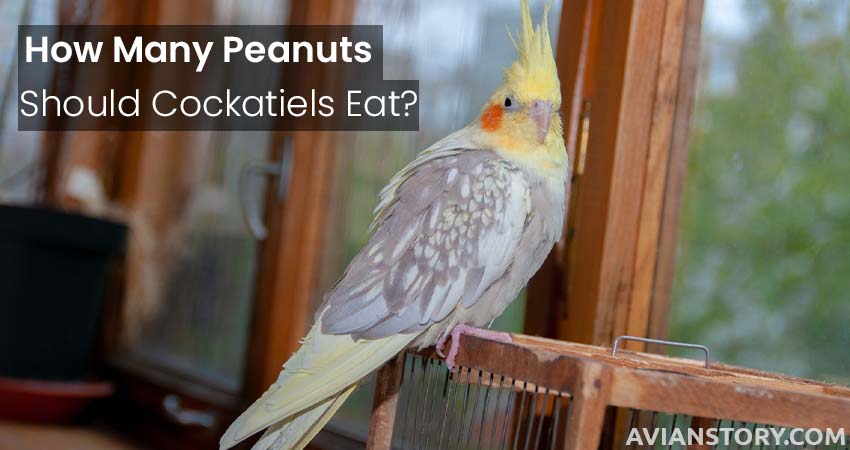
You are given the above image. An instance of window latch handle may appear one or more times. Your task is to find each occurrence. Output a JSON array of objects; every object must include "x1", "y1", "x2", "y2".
[
  {"x1": 162, "y1": 394, "x2": 216, "y2": 429},
  {"x1": 238, "y1": 137, "x2": 294, "y2": 240}
]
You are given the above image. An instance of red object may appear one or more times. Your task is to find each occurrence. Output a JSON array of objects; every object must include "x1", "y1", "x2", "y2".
[{"x1": 0, "y1": 377, "x2": 113, "y2": 423}]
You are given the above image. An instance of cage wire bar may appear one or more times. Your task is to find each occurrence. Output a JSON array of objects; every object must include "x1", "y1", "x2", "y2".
[
  {"x1": 389, "y1": 355, "x2": 570, "y2": 450},
  {"x1": 366, "y1": 334, "x2": 850, "y2": 450}
]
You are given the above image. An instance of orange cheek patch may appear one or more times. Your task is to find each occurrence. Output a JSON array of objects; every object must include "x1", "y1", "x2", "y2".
[{"x1": 480, "y1": 103, "x2": 503, "y2": 132}]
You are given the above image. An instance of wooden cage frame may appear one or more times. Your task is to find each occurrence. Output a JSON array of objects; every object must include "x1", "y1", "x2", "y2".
[{"x1": 366, "y1": 334, "x2": 850, "y2": 449}]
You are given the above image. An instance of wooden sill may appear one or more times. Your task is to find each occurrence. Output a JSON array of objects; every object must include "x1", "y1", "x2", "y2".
[{"x1": 0, "y1": 421, "x2": 150, "y2": 450}]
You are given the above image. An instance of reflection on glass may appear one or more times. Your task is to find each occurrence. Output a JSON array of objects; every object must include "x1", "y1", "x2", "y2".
[
  {"x1": 320, "y1": 0, "x2": 562, "y2": 441},
  {"x1": 120, "y1": 0, "x2": 290, "y2": 392},
  {"x1": 125, "y1": 133, "x2": 272, "y2": 392},
  {"x1": 671, "y1": 0, "x2": 850, "y2": 384}
]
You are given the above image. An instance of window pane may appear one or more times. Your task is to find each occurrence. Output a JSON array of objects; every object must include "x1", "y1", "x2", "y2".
[
  {"x1": 318, "y1": 0, "x2": 562, "y2": 442},
  {"x1": 117, "y1": 0, "x2": 290, "y2": 392},
  {"x1": 671, "y1": 0, "x2": 850, "y2": 384},
  {"x1": 121, "y1": 132, "x2": 272, "y2": 392}
]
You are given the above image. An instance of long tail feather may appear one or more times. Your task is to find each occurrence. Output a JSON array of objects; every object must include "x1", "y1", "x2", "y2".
[
  {"x1": 251, "y1": 384, "x2": 357, "y2": 450},
  {"x1": 220, "y1": 319, "x2": 416, "y2": 450}
]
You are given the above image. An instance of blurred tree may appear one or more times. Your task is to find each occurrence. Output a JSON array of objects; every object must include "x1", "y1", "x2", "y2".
[{"x1": 671, "y1": 0, "x2": 850, "y2": 384}]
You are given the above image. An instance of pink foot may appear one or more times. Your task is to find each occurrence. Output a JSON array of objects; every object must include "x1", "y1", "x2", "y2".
[{"x1": 436, "y1": 325, "x2": 512, "y2": 371}]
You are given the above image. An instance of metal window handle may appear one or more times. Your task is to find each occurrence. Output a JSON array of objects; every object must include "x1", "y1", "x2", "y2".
[
  {"x1": 239, "y1": 137, "x2": 294, "y2": 240},
  {"x1": 162, "y1": 394, "x2": 216, "y2": 429},
  {"x1": 612, "y1": 335, "x2": 711, "y2": 369}
]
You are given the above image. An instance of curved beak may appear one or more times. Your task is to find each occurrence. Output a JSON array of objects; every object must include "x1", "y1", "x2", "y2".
[{"x1": 530, "y1": 100, "x2": 553, "y2": 143}]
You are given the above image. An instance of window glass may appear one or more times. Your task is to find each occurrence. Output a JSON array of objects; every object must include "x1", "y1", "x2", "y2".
[
  {"x1": 671, "y1": 0, "x2": 850, "y2": 384},
  {"x1": 118, "y1": 0, "x2": 290, "y2": 392},
  {"x1": 318, "y1": 0, "x2": 562, "y2": 442},
  {"x1": 0, "y1": 0, "x2": 58, "y2": 204}
]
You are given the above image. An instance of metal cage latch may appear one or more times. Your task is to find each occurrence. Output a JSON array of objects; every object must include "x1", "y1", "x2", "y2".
[{"x1": 612, "y1": 335, "x2": 711, "y2": 369}]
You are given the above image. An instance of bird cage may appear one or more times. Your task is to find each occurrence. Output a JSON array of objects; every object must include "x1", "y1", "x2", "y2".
[{"x1": 365, "y1": 334, "x2": 850, "y2": 450}]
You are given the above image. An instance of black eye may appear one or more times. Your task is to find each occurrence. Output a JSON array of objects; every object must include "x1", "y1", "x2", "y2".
[{"x1": 504, "y1": 97, "x2": 513, "y2": 108}]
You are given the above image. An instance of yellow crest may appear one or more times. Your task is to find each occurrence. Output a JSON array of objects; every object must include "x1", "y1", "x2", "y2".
[{"x1": 505, "y1": 0, "x2": 560, "y2": 105}]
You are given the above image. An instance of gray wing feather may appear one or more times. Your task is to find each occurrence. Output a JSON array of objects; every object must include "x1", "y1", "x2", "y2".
[{"x1": 321, "y1": 149, "x2": 530, "y2": 340}]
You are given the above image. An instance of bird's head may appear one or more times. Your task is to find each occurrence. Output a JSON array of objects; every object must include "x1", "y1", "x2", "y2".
[{"x1": 477, "y1": 0, "x2": 563, "y2": 163}]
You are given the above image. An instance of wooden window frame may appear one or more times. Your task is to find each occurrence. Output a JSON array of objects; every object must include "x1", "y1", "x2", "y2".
[{"x1": 526, "y1": 0, "x2": 705, "y2": 352}]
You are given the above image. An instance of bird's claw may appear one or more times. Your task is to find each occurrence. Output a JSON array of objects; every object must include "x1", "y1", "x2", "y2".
[
  {"x1": 437, "y1": 324, "x2": 513, "y2": 372},
  {"x1": 435, "y1": 335, "x2": 448, "y2": 358}
]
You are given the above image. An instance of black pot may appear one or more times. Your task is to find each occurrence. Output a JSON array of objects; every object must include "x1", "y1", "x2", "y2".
[{"x1": 0, "y1": 205, "x2": 127, "y2": 381}]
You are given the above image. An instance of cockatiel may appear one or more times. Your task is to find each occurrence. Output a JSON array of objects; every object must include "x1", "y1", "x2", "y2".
[{"x1": 220, "y1": 1, "x2": 568, "y2": 449}]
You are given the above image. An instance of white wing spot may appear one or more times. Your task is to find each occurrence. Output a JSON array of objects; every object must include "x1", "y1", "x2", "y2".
[
  {"x1": 448, "y1": 250, "x2": 458, "y2": 268},
  {"x1": 460, "y1": 175, "x2": 471, "y2": 198},
  {"x1": 446, "y1": 168, "x2": 458, "y2": 184},
  {"x1": 484, "y1": 178, "x2": 494, "y2": 191},
  {"x1": 368, "y1": 242, "x2": 383, "y2": 257},
  {"x1": 442, "y1": 208, "x2": 456, "y2": 225},
  {"x1": 429, "y1": 206, "x2": 440, "y2": 230}
]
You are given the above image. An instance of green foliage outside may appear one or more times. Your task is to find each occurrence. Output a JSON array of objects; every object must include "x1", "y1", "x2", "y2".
[{"x1": 670, "y1": 1, "x2": 850, "y2": 384}]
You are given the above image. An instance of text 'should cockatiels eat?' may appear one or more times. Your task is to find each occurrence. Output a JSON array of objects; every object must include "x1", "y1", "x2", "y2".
[{"x1": 220, "y1": 1, "x2": 569, "y2": 449}]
